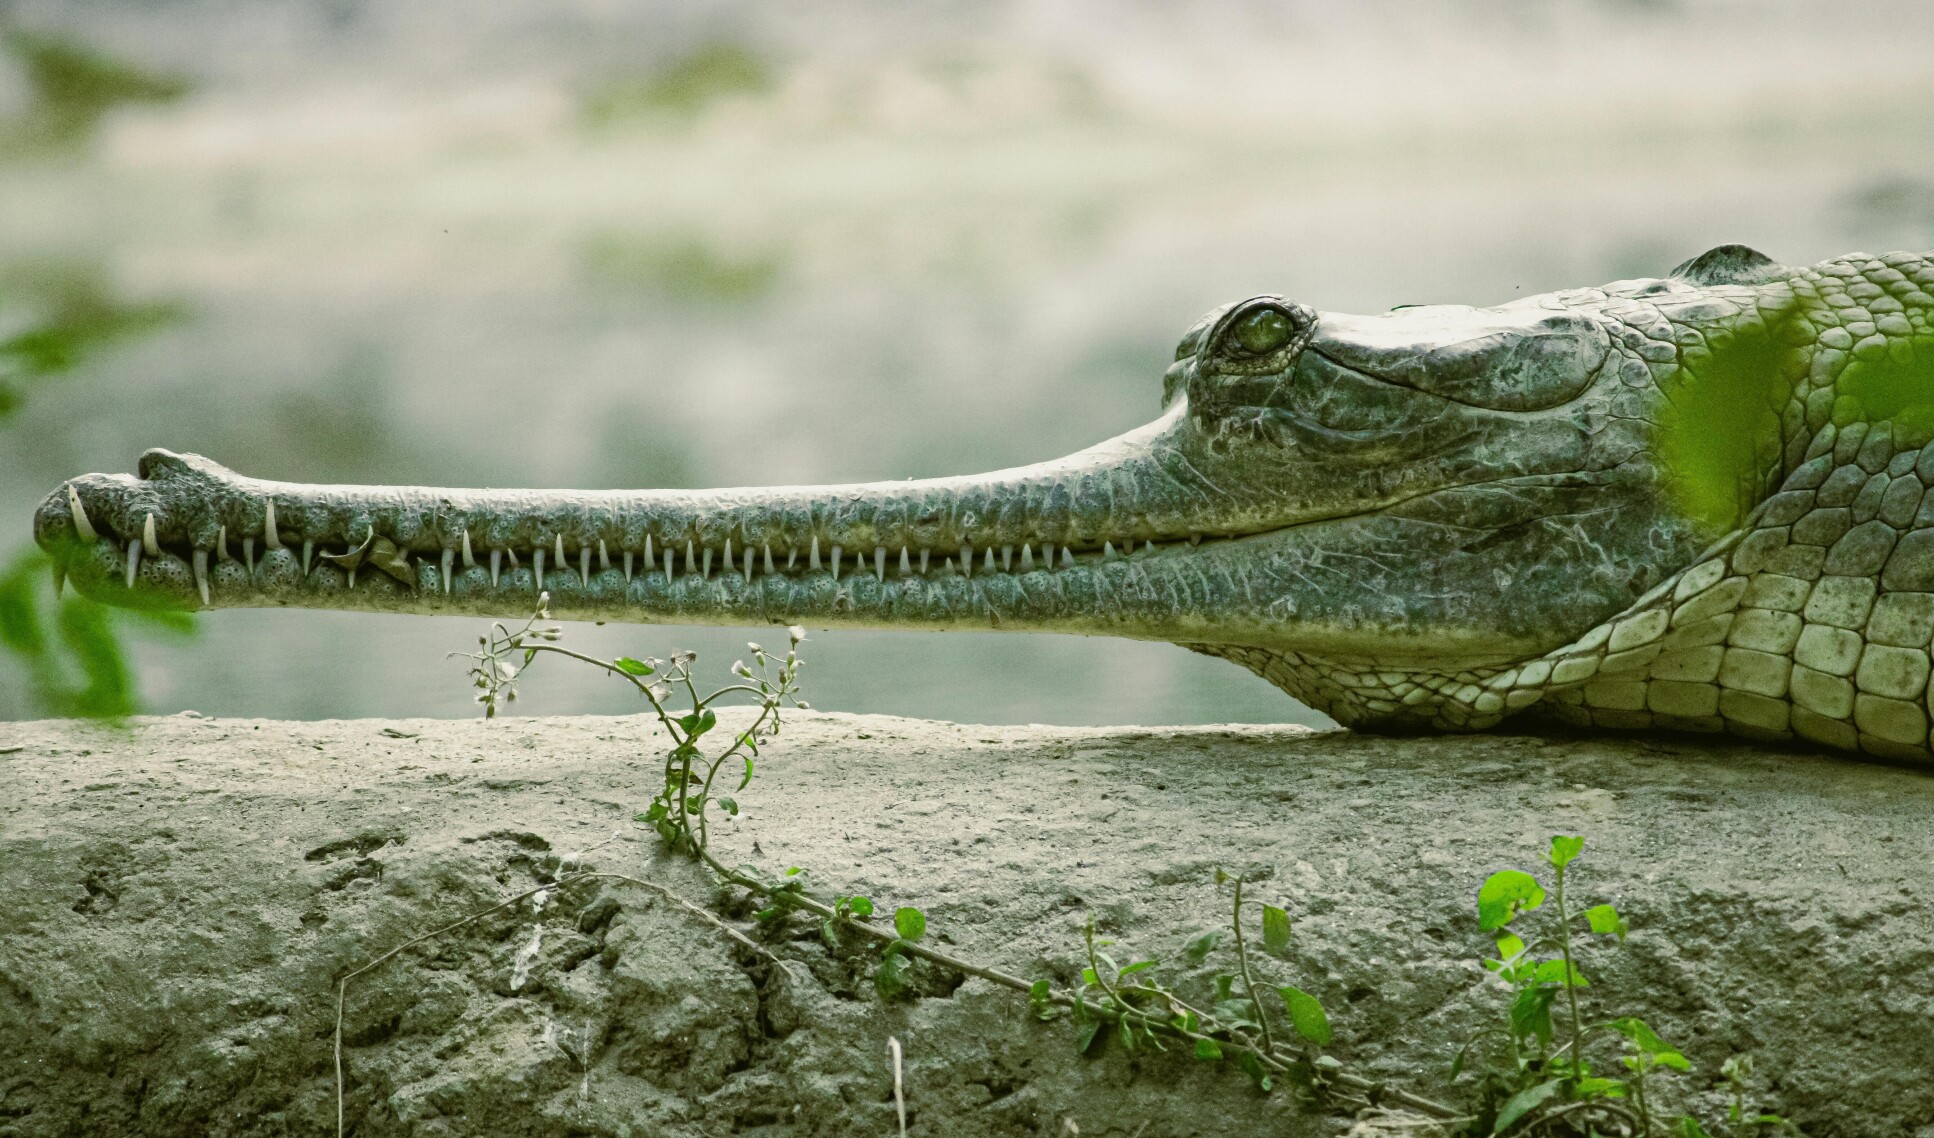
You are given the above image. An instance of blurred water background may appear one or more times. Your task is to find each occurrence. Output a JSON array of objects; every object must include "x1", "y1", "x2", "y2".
[{"x1": 3, "y1": 0, "x2": 1933, "y2": 725}]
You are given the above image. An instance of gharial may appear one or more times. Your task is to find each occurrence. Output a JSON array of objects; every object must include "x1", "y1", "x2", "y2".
[{"x1": 33, "y1": 246, "x2": 1934, "y2": 760}]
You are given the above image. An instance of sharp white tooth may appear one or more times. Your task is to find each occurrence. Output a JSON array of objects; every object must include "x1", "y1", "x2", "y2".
[
  {"x1": 919, "y1": 548, "x2": 930, "y2": 575},
  {"x1": 944, "y1": 556, "x2": 956, "y2": 574},
  {"x1": 687, "y1": 539, "x2": 698, "y2": 577},
  {"x1": 554, "y1": 535, "x2": 567, "y2": 575},
  {"x1": 1144, "y1": 540, "x2": 1156, "y2": 554},
  {"x1": 461, "y1": 532, "x2": 475, "y2": 568},
  {"x1": 580, "y1": 545, "x2": 590, "y2": 583},
  {"x1": 961, "y1": 544, "x2": 972, "y2": 577},
  {"x1": 506, "y1": 547, "x2": 520, "y2": 568},
  {"x1": 193, "y1": 549, "x2": 209, "y2": 605},
  {"x1": 875, "y1": 546, "x2": 886, "y2": 580},
  {"x1": 67, "y1": 485, "x2": 98, "y2": 542},
  {"x1": 598, "y1": 540, "x2": 611, "y2": 572},
  {"x1": 623, "y1": 551, "x2": 634, "y2": 582},
  {"x1": 664, "y1": 547, "x2": 675, "y2": 584},
  {"x1": 644, "y1": 534, "x2": 654, "y2": 567},
  {"x1": 143, "y1": 514, "x2": 160, "y2": 557},
  {"x1": 764, "y1": 542, "x2": 775, "y2": 575},
  {"x1": 724, "y1": 537, "x2": 734, "y2": 571},
  {"x1": 701, "y1": 546, "x2": 712, "y2": 579},
  {"x1": 787, "y1": 546, "x2": 798, "y2": 570},
  {"x1": 742, "y1": 547, "x2": 753, "y2": 583},
  {"x1": 126, "y1": 539, "x2": 141, "y2": 587},
  {"x1": 984, "y1": 547, "x2": 996, "y2": 573},
  {"x1": 263, "y1": 500, "x2": 281, "y2": 549},
  {"x1": 491, "y1": 550, "x2": 502, "y2": 588},
  {"x1": 1103, "y1": 541, "x2": 1117, "y2": 559},
  {"x1": 441, "y1": 547, "x2": 454, "y2": 593},
  {"x1": 830, "y1": 545, "x2": 842, "y2": 580},
  {"x1": 243, "y1": 537, "x2": 256, "y2": 574},
  {"x1": 1020, "y1": 544, "x2": 1034, "y2": 570},
  {"x1": 1002, "y1": 545, "x2": 1013, "y2": 571},
  {"x1": 347, "y1": 563, "x2": 357, "y2": 588},
  {"x1": 1062, "y1": 546, "x2": 1076, "y2": 568},
  {"x1": 809, "y1": 536, "x2": 821, "y2": 571},
  {"x1": 216, "y1": 525, "x2": 232, "y2": 562},
  {"x1": 302, "y1": 540, "x2": 313, "y2": 575},
  {"x1": 534, "y1": 547, "x2": 546, "y2": 590},
  {"x1": 900, "y1": 547, "x2": 912, "y2": 576}
]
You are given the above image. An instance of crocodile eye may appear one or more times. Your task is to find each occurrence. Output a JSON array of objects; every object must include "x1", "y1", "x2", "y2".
[{"x1": 1233, "y1": 308, "x2": 1291, "y2": 355}]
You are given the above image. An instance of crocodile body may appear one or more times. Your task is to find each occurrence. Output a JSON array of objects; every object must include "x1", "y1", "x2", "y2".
[{"x1": 34, "y1": 246, "x2": 1934, "y2": 759}]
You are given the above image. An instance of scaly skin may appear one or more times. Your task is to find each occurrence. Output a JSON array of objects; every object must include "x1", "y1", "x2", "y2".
[{"x1": 33, "y1": 246, "x2": 1934, "y2": 758}]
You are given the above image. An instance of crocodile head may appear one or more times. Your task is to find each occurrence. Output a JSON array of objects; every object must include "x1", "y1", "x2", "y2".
[{"x1": 36, "y1": 246, "x2": 1934, "y2": 733}]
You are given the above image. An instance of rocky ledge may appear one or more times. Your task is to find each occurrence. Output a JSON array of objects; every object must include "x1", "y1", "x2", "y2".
[{"x1": 1, "y1": 713, "x2": 1930, "y2": 1137}]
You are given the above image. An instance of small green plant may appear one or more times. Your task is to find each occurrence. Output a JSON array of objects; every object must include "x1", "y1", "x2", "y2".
[
  {"x1": 1042, "y1": 868, "x2": 1340, "y2": 1100},
  {"x1": 1455, "y1": 836, "x2": 1789, "y2": 1137},
  {"x1": 457, "y1": 595, "x2": 806, "y2": 860}
]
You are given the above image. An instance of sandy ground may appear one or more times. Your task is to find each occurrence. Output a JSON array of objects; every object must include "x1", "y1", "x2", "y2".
[{"x1": 1, "y1": 712, "x2": 1931, "y2": 1138}]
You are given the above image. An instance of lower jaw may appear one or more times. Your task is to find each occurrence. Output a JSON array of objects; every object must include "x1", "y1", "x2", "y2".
[{"x1": 60, "y1": 538, "x2": 1196, "y2": 638}]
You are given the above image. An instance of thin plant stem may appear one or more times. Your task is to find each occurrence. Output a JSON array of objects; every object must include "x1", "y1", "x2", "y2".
[
  {"x1": 1230, "y1": 877, "x2": 1276, "y2": 1055},
  {"x1": 1554, "y1": 861, "x2": 1586, "y2": 1077}
]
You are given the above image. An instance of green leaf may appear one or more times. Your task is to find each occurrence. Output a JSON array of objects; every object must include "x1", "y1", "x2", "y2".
[
  {"x1": 1584, "y1": 903, "x2": 1628, "y2": 938},
  {"x1": 1213, "y1": 974, "x2": 1236, "y2": 1002},
  {"x1": 1576, "y1": 1077, "x2": 1626, "y2": 1098},
  {"x1": 737, "y1": 754, "x2": 755, "y2": 790},
  {"x1": 1213, "y1": 999, "x2": 1260, "y2": 1031},
  {"x1": 875, "y1": 950, "x2": 909, "y2": 1000},
  {"x1": 1675, "y1": 1117, "x2": 1716, "y2": 1138},
  {"x1": 1119, "y1": 959, "x2": 1159, "y2": 977},
  {"x1": 847, "y1": 895, "x2": 875, "y2": 918},
  {"x1": 1532, "y1": 959, "x2": 1589, "y2": 988},
  {"x1": 1183, "y1": 931, "x2": 1222, "y2": 965},
  {"x1": 1477, "y1": 870, "x2": 1547, "y2": 931},
  {"x1": 1076, "y1": 1019, "x2": 1105, "y2": 1055},
  {"x1": 717, "y1": 797, "x2": 738, "y2": 816},
  {"x1": 1261, "y1": 904, "x2": 1292, "y2": 956},
  {"x1": 1510, "y1": 987, "x2": 1557, "y2": 1048},
  {"x1": 1548, "y1": 835, "x2": 1585, "y2": 870},
  {"x1": 1610, "y1": 1016, "x2": 1674, "y2": 1056},
  {"x1": 1238, "y1": 1049, "x2": 1273, "y2": 1092},
  {"x1": 614, "y1": 656, "x2": 654, "y2": 675},
  {"x1": 1193, "y1": 1036, "x2": 1223, "y2": 1061},
  {"x1": 894, "y1": 907, "x2": 927, "y2": 942},
  {"x1": 1276, "y1": 986, "x2": 1332, "y2": 1046},
  {"x1": 1028, "y1": 978, "x2": 1054, "y2": 1019},
  {"x1": 1492, "y1": 1078, "x2": 1563, "y2": 1134}
]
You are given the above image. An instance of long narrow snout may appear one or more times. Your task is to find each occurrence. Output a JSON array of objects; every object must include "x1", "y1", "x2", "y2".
[{"x1": 34, "y1": 406, "x2": 1311, "y2": 643}]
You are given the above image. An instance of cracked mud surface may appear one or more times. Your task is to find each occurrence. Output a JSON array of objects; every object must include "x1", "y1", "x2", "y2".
[{"x1": 2, "y1": 712, "x2": 1932, "y2": 1137}]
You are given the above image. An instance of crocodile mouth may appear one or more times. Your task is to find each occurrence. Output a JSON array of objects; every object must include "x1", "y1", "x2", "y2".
[
  {"x1": 34, "y1": 420, "x2": 1315, "y2": 640},
  {"x1": 48, "y1": 474, "x2": 1249, "y2": 604}
]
